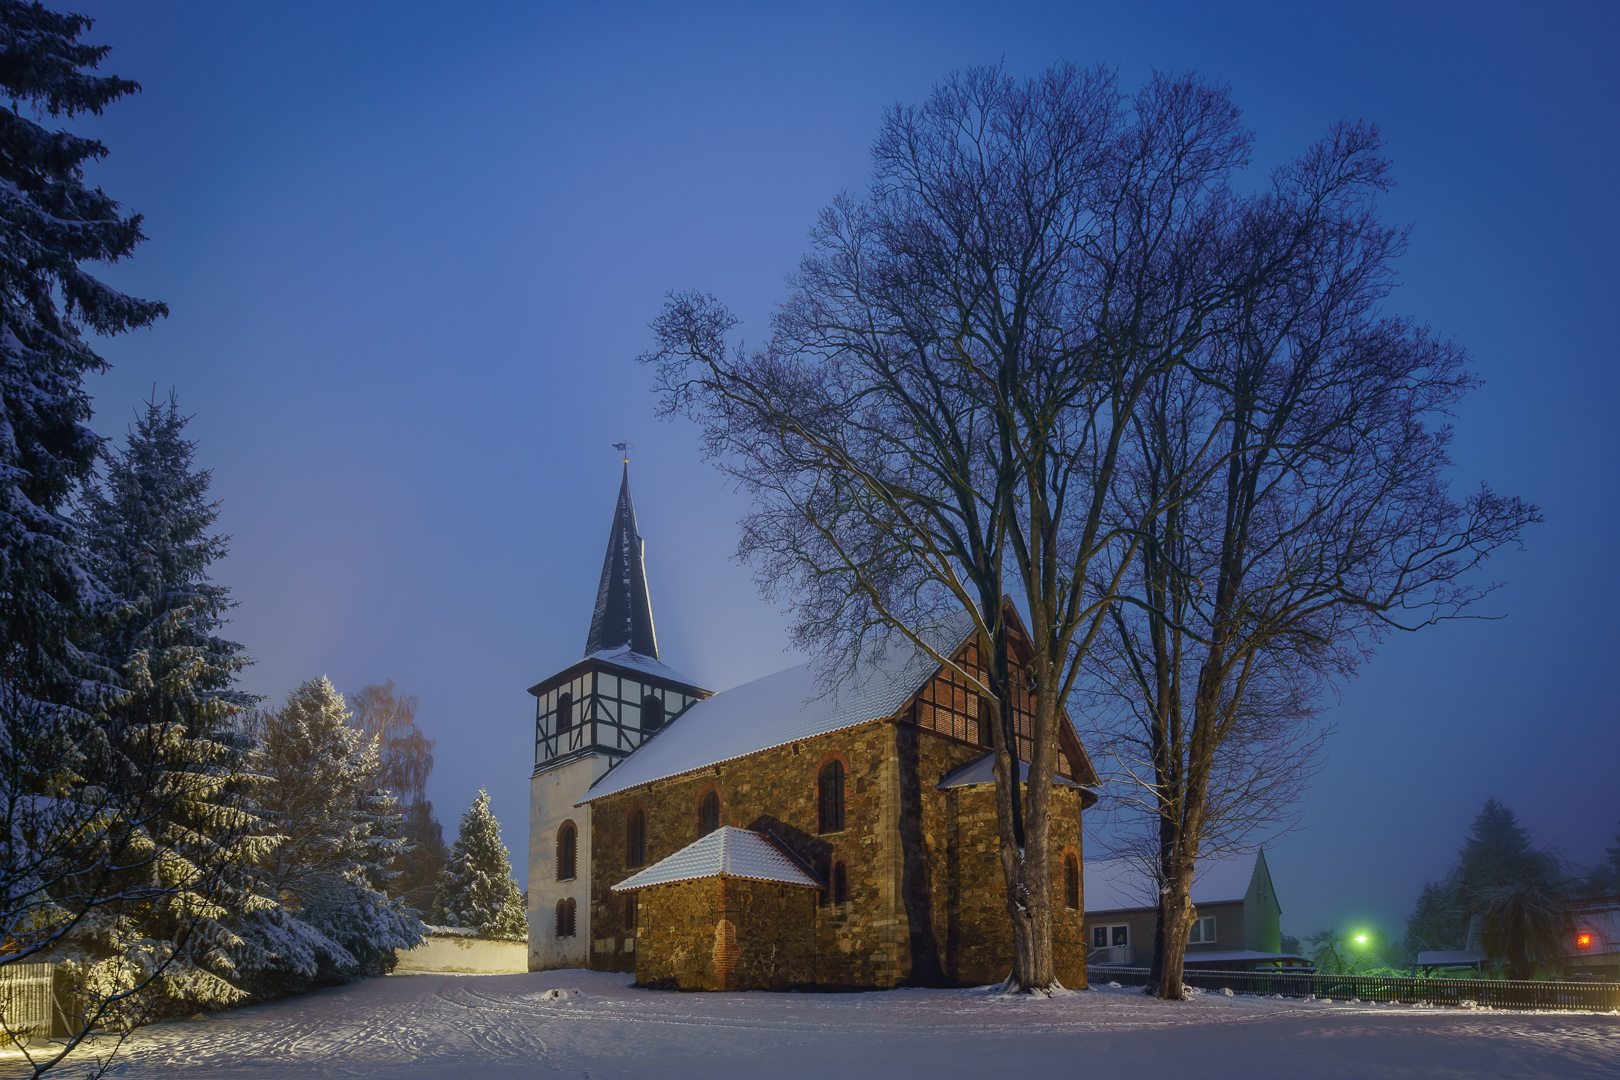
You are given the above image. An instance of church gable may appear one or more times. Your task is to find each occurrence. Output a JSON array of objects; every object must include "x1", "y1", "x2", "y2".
[{"x1": 899, "y1": 629, "x2": 1097, "y2": 786}]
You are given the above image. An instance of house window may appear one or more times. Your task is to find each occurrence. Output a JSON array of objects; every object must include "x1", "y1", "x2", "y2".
[
  {"x1": 556, "y1": 821, "x2": 577, "y2": 881},
  {"x1": 832, "y1": 860, "x2": 849, "y2": 905},
  {"x1": 626, "y1": 808, "x2": 647, "y2": 868},
  {"x1": 1188, "y1": 916, "x2": 1217, "y2": 945},
  {"x1": 624, "y1": 891, "x2": 639, "y2": 932},
  {"x1": 1093, "y1": 924, "x2": 1129, "y2": 948},
  {"x1": 698, "y1": 790, "x2": 720, "y2": 836},
  {"x1": 1062, "y1": 854, "x2": 1080, "y2": 910},
  {"x1": 557, "y1": 692, "x2": 573, "y2": 736},
  {"x1": 641, "y1": 694, "x2": 665, "y2": 733},
  {"x1": 555, "y1": 897, "x2": 576, "y2": 939},
  {"x1": 817, "y1": 760, "x2": 845, "y2": 834}
]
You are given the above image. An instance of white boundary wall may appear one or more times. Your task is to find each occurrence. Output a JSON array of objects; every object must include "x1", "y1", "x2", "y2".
[{"x1": 394, "y1": 934, "x2": 527, "y2": 974}]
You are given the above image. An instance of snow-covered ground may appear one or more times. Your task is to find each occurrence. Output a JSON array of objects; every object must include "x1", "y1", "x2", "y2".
[{"x1": 7, "y1": 969, "x2": 1618, "y2": 1079}]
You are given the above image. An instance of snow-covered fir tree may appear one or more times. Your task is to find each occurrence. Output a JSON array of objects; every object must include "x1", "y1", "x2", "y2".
[
  {"x1": 0, "y1": 0, "x2": 169, "y2": 978},
  {"x1": 60, "y1": 395, "x2": 270, "y2": 1018},
  {"x1": 434, "y1": 791, "x2": 526, "y2": 941},
  {"x1": 240, "y1": 677, "x2": 423, "y2": 990}
]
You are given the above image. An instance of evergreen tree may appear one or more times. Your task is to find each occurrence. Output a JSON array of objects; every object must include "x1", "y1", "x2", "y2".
[
  {"x1": 434, "y1": 791, "x2": 526, "y2": 941},
  {"x1": 1404, "y1": 880, "x2": 1468, "y2": 955},
  {"x1": 0, "y1": 0, "x2": 166, "y2": 981},
  {"x1": 1443, "y1": 799, "x2": 1573, "y2": 979},
  {"x1": 241, "y1": 678, "x2": 422, "y2": 989},
  {"x1": 57, "y1": 395, "x2": 269, "y2": 1017},
  {"x1": 1588, "y1": 822, "x2": 1620, "y2": 897}
]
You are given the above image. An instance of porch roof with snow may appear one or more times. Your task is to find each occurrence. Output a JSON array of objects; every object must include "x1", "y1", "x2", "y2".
[
  {"x1": 1083, "y1": 852, "x2": 1271, "y2": 914},
  {"x1": 610, "y1": 827, "x2": 821, "y2": 892},
  {"x1": 580, "y1": 614, "x2": 977, "y2": 804}
]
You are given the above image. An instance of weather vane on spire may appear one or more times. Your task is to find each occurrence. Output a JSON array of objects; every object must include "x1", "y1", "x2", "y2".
[{"x1": 612, "y1": 441, "x2": 634, "y2": 464}]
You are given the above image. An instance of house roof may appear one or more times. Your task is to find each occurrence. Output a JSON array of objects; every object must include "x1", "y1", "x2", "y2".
[
  {"x1": 1084, "y1": 853, "x2": 1264, "y2": 913},
  {"x1": 1415, "y1": 950, "x2": 1487, "y2": 968},
  {"x1": 580, "y1": 613, "x2": 976, "y2": 804},
  {"x1": 937, "y1": 752, "x2": 1089, "y2": 793},
  {"x1": 610, "y1": 827, "x2": 821, "y2": 891}
]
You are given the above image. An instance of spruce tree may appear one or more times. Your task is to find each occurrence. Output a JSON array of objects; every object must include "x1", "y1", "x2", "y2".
[
  {"x1": 241, "y1": 677, "x2": 423, "y2": 988},
  {"x1": 1446, "y1": 799, "x2": 1573, "y2": 979},
  {"x1": 0, "y1": 0, "x2": 167, "y2": 974},
  {"x1": 434, "y1": 791, "x2": 526, "y2": 941},
  {"x1": 62, "y1": 395, "x2": 269, "y2": 1015}
]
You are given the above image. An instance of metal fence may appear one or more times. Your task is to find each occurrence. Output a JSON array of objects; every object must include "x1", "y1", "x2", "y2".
[
  {"x1": 0, "y1": 963, "x2": 56, "y2": 1041},
  {"x1": 1088, "y1": 964, "x2": 1620, "y2": 1013}
]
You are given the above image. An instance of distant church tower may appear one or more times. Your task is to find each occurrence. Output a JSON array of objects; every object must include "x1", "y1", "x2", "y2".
[{"x1": 526, "y1": 465, "x2": 710, "y2": 971}]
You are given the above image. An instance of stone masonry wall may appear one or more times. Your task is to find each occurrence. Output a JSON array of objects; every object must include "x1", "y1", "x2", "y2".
[
  {"x1": 589, "y1": 722, "x2": 898, "y2": 983},
  {"x1": 634, "y1": 878, "x2": 819, "y2": 991},
  {"x1": 591, "y1": 719, "x2": 1089, "y2": 989}
]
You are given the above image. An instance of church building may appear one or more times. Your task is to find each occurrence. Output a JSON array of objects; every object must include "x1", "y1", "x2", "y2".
[{"x1": 528, "y1": 468, "x2": 1099, "y2": 989}]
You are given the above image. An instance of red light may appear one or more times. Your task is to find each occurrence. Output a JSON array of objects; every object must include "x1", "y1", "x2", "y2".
[{"x1": 1576, "y1": 932, "x2": 1594, "y2": 951}]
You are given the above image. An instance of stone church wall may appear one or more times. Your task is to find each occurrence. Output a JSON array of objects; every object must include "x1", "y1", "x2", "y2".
[
  {"x1": 588, "y1": 718, "x2": 1087, "y2": 989},
  {"x1": 588, "y1": 722, "x2": 895, "y2": 980},
  {"x1": 635, "y1": 878, "x2": 818, "y2": 990}
]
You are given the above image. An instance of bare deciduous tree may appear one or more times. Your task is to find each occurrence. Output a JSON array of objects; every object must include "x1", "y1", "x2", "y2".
[
  {"x1": 1088, "y1": 123, "x2": 1538, "y2": 997},
  {"x1": 347, "y1": 682, "x2": 444, "y2": 915},
  {"x1": 645, "y1": 64, "x2": 1257, "y2": 991}
]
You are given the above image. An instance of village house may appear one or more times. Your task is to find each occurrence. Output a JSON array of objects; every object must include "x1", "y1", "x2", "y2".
[
  {"x1": 528, "y1": 467, "x2": 1099, "y2": 990},
  {"x1": 1084, "y1": 850, "x2": 1308, "y2": 971}
]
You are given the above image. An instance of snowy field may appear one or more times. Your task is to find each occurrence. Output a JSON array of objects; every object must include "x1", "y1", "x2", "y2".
[{"x1": 7, "y1": 969, "x2": 1618, "y2": 1079}]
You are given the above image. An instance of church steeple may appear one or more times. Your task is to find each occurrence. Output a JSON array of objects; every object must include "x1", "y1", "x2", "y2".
[{"x1": 584, "y1": 464, "x2": 659, "y2": 659}]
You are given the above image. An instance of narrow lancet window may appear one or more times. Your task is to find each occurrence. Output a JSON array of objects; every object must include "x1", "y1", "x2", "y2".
[
  {"x1": 698, "y1": 790, "x2": 720, "y2": 836},
  {"x1": 556, "y1": 821, "x2": 577, "y2": 881},
  {"x1": 817, "y1": 760, "x2": 845, "y2": 834},
  {"x1": 626, "y1": 808, "x2": 647, "y2": 868}
]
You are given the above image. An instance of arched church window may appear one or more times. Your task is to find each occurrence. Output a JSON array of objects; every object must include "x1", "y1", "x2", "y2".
[
  {"x1": 626, "y1": 808, "x2": 647, "y2": 868},
  {"x1": 1063, "y1": 853, "x2": 1080, "y2": 910},
  {"x1": 817, "y1": 760, "x2": 845, "y2": 834},
  {"x1": 641, "y1": 694, "x2": 664, "y2": 733},
  {"x1": 697, "y1": 790, "x2": 720, "y2": 836},
  {"x1": 832, "y1": 859, "x2": 849, "y2": 905},
  {"x1": 555, "y1": 897, "x2": 576, "y2": 938},
  {"x1": 556, "y1": 821, "x2": 577, "y2": 881},
  {"x1": 557, "y1": 692, "x2": 573, "y2": 736}
]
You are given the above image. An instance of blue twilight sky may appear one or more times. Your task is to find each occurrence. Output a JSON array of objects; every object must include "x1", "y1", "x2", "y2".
[{"x1": 65, "y1": 1, "x2": 1617, "y2": 941}]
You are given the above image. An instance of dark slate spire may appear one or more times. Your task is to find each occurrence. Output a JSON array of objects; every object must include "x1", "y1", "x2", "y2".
[{"x1": 585, "y1": 464, "x2": 659, "y2": 658}]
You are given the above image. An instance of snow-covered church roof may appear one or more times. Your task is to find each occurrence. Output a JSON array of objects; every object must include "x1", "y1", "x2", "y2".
[
  {"x1": 611, "y1": 827, "x2": 821, "y2": 891},
  {"x1": 580, "y1": 613, "x2": 976, "y2": 805},
  {"x1": 1084, "y1": 851, "x2": 1270, "y2": 913}
]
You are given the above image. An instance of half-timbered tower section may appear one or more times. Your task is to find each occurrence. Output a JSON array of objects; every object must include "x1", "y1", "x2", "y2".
[
  {"x1": 526, "y1": 465, "x2": 710, "y2": 971},
  {"x1": 579, "y1": 608, "x2": 1099, "y2": 990}
]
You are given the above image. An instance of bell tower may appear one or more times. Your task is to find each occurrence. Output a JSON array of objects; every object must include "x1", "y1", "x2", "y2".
[{"x1": 526, "y1": 464, "x2": 709, "y2": 971}]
